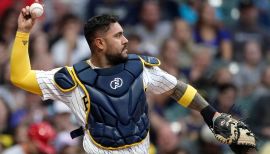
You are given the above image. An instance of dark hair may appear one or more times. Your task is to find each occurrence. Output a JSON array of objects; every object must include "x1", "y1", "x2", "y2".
[
  {"x1": 195, "y1": 2, "x2": 221, "y2": 32},
  {"x1": 127, "y1": 33, "x2": 141, "y2": 42},
  {"x1": 0, "y1": 8, "x2": 18, "y2": 40},
  {"x1": 218, "y1": 83, "x2": 237, "y2": 93},
  {"x1": 60, "y1": 13, "x2": 80, "y2": 26},
  {"x1": 84, "y1": 14, "x2": 118, "y2": 47},
  {"x1": 0, "y1": 7, "x2": 18, "y2": 27},
  {"x1": 238, "y1": 0, "x2": 255, "y2": 10}
]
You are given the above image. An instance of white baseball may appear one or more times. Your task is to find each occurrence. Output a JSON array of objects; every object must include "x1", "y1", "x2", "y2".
[{"x1": 30, "y1": 3, "x2": 44, "y2": 18}]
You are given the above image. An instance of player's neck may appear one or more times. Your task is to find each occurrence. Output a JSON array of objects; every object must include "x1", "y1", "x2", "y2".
[{"x1": 89, "y1": 54, "x2": 113, "y2": 68}]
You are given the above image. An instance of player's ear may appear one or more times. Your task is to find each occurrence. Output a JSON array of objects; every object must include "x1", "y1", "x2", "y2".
[{"x1": 94, "y1": 38, "x2": 105, "y2": 50}]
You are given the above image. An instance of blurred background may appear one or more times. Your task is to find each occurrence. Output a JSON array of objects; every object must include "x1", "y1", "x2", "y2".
[{"x1": 1, "y1": 0, "x2": 270, "y2": 153}]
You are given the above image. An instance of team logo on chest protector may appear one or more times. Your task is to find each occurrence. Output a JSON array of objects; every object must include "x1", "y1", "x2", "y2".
[{"x1": 110, "y1": 77, "x2": 123, "y2": 89}]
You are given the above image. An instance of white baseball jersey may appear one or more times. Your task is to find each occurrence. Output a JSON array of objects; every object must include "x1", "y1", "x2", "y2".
[{"x1": 36, "y1": 65, "x2": 177, "y2": 154}]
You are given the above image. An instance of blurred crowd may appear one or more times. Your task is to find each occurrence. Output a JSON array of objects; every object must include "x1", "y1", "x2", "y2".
[{"x1": 1, "y1": 0, "x2": 270, "y2": 154}]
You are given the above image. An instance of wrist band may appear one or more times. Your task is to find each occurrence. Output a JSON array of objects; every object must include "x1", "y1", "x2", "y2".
[
  {"x1": 177, "y1": 85, "x2": 197, "y2": 107},
  {"x1": 200, "y1": 105, "x2": 217, "y2": 127}
]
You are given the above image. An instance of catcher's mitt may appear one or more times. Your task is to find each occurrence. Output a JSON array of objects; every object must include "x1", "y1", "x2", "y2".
[{"x1": 211, "y1": 113, "x2": 256, "y2": 148}]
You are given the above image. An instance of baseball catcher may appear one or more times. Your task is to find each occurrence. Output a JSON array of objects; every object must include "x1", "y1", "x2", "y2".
[{"x1": 9, "y1": 2, "x2": 256, "y2": 153}]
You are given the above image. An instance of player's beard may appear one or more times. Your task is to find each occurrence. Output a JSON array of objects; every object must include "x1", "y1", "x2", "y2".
[{"x1": 105, "y1": 48, "x2": 128, "y2": 66}]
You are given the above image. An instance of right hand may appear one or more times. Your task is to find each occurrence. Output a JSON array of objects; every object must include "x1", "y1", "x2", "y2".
[{"x1": 18, "y1": 5, "x2": 37, "y2": 33}]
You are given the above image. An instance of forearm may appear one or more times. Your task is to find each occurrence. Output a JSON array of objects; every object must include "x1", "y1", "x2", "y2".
[
  {"x1": 10, "y1": 31, "x2": 41, "y2": 95},
  {"x1": 169, "y1": 82, "x2": 257, "y2": 150},
  {"x1": 170, "y1": 80, "x2": 217, "y2": 126},
  {"x1": 170, "y1": 80, "x2": 208, "y2": 111}
]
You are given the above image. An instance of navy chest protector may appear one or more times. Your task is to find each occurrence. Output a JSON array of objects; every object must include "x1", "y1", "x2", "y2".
[{"x1": 54, "y1": 54, "x2": 160, "y2": 149}]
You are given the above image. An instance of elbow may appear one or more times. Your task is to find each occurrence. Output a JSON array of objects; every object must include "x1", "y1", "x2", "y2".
[
  {"x1": 10, "y1": 68, "x2": 24, "y2": 87},
  {"x1": 10, "y1": 75, "x2": 21, "y2": 87}
]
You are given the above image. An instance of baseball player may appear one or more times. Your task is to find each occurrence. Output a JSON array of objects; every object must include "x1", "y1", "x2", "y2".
[{"x1": 10, "y1": 4, "x2": 256, "y2": 154}]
